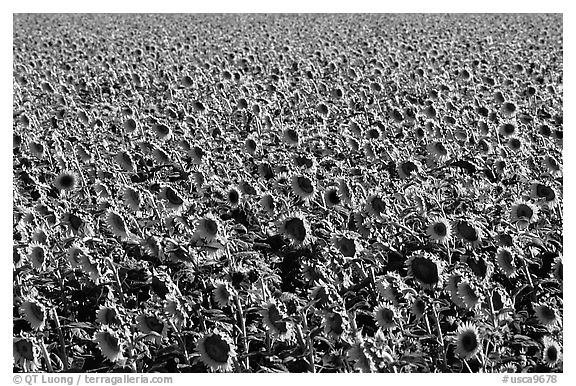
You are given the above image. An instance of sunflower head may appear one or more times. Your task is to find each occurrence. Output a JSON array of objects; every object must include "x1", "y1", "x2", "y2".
[
  {"x1": 261, "y1": 302, "x2": 293, "y2": 340},
  {"x1": 197, "y1": 331, "x2": 236, "y2": 372},
  {"x1": 291, "y1": 175, "x2": 316, "y2": 200},
  {"x1": 20, "y1": 300, "x2": 46, "y2": 330},
  {"x1": 407, "y1": 254, "x2": 443, "y2": 290},
  {"x1": 323, "y1": 311, "x2": 348, "y2": 339},
  {"x1": 374, "y1": 304, "x2": 397, "y2": 330},
  {"x1": 105, "y1": 209, "x2": 129, "y2": 239},
  {"x1": 365, "y1": 193, "x2": 387, "y2": 218},
  {"x1": 454, "y1": 322, "x2": 481, "y2": 360},
  {"x1": 453, "y1": 220, "x2": 483, "y2": 247},
  {"x1": 332, "y1": 233, "x2": 360, "y2": 258},
  {"x1": 54, "y1": 170, "x2": 78, "y2": 191},
  {"x1": 457, "y1": 279, "x2": 483, "y2": 310},
  {"x1": 279, "y1": 213, "x2": 312, "y2": 246},
  {"x1": 212, "y1": 281, "x2": 234, "y2": 307},
  {"x1": 530, "y1": 183, "x2": 558, "y2": 206},
  {"x1": 96, "y1": 306, "x2": 120, "y2": 326},
  {"x1": 195, "y1": 214, "x2": 221, "y2": 242},
  {"x1": 534, "y1": 303, "x2": 560, "y2": 327},
  {"x1": 496, "y1": 247, "x2": 518, "y2": 277},
  {"x1": 542, "y1": 336, "x2": 562, "y2": 368},
  {"x1": 426, "y1": 218, "x2": 452, "y2": 243},
  {"x1": 13, "y1": 338, "x2": 37, "y2": 368},
  {"x1": 94, "y1": 329, "x2": 124, "y2": 362},
  {"x1": 510, "y1": 202, "x2": 539, "y2": 229}
]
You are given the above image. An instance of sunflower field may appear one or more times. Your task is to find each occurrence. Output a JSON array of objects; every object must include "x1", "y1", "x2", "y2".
[{"x1": 13, "y1": 14, "x2": 563, "y2": 373}]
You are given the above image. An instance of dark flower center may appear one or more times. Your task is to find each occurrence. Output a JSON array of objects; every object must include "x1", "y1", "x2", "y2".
[
  {"x1": 411, "y1": 257, "x2": 439, "y2": 285},
  {"x1": 285, "y1": 218, "x2": 307, "y2": 242},
  {"x1": 461, "y1": 331, "x2": 478, "y2": 352},
  {"x1": 516, "y1": 204, "x2": 533, "y2": 218},
  {"x1": 204, "y1": 335, "x2": 230, "y2": 363},
  {"x1": 297, "y1": 177, "x2": 314, "y2": 194},
  {"x1": 433, "y1": 222, "x2": 447, "y2": 236}
]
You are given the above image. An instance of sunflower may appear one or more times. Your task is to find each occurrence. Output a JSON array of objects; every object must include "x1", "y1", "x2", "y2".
[
  {"x1": 457, "y1": 280, "x2": 483, "y2": 310},
  {"x1": 282, "y1": 128, "x2": 300, "y2": 146},
  {"x1": 410, "y1": 297, "x2": 427, "y2": 320},
  {"x1": 29, "y1": 141, "x2": 45, "y2": 158},
  {"x1": 427, "y1": 141, "x2": 449, "y2": 161},
  {"x1": 28, "y1": 243, "x2": 46, "y2": 270},
  {"x1": 152, "y1": 123, "x2": 172, "y2": 140},
  {"x1": 346, "y1": 136, "x2": 360, "y2": 152},
  {"x1": 543, "y1": 156, "x2": 561, "y2": 175},
  {"x1": 136, "y1": 314, "x2": 165, "y2": 342},
  {"x1": 94, "y1": 182, "x2": 111, "y2": 199},
  {"x1": 67, "y1": 244, "x2": 87, "y2": 268},
  {"x1": 349, "y1": 120, "x2": 362, "y2": 137},
  {"x1": 498, "y1": 122, "x2": 517, "y2": 137},
  {"x1": 141, "y1": 236, "x2": 164, "y2": 260},
  {"x1": 123, "y1": 117, "x2": 138, "y2": 133},
  {"x1": 373, "y1": 304, "x2": 397, "y2": 330},
  {"x1": 20, "y1": 301, "x2": 46, "y2": 330},
  {"x1": 323, "y1": 311, "x2": 347, "y2": 339},
  {"x1": 96, "y1": 306, "x2": 120, "y2": 326},
  {"x1": 94, "y1": 329, "x2": 124, "y2": 362},
  {"x1": 501, "y1": 101, "x2": 517, "y2": 117},
  {"x1": 120, "y1": 187, "x2": 140, "y2": 211},
  {"x1": 347, "y1": 341, "x2": 376, "y2": 373},
  {"x1": 53, "y1": 170, "x2": 78, "y2": 191},
  {"x1": 190, "y1": 146, "x2": 205, "y2": 164},
  {"x1": 13, "y1": 338, "x2": 37, "y2": 370},
  {"x1": 115, "y1": 151, "x2": 136, "y2": 172},
  {"x1": 244, "y1": 137, "x2": 257, "y2": 155},
  {"x1": 260, "y1": 193, "x2": 276, "y2": 215},
  {"x1": 332, "y1": 233, "x2": 360, "y2": 258},
  {"x1": 530, "y1": 183, "x2": 558, "y2": 206},
  {"x1": 506, "y1": 136, "x2": 523, "y2": 152},
  {"x1": 324, "y1": 186, "x2": 342, "y2": 207},
  {"x1": 407, "y1": 254, "x2": 443, "y2": 290},
  {"x1": 197, "y1": 331, "x2": 236, "y2": 372},
  {"x1": 291, "y1": 175, "x2": 316, "y2": 201},
  {"x1": 426, "y1": 217, "x2": 452, "y2": 244},
  {"x1": 553, "y1": 255, "x2": 563, "y2": 281},
  {"x1": 152, "y1": 146, "x2": 170, "y2": 164},
  {"x1": 78, "y1": 254, "x2": 101, "y2": 281},
  {"x1": 195, "y1": 214, "x2": 221, "y2": 242},
  {"x1": 510, "y1": 201, "x2": 538, "y2": 229},
  {"x1": 212, "y1": 281, "x2": 233, "y2": 308},
  {"x1": 160, "y1": 186, "x2": 185, "y2": 209},
  {"x1": 257, "y1": 162, "x2": 275, "y2": 180},
  {"x1": 541, "y1": 336, "x2": 562, "y2": 367},
  {"x1": 498, "y1": 363, "x2": 518, "y2": 373},
  {"x1": 534, "y1": 304, "x2": 560, "y2": 327},
  {"x1": 261, "y1": 302, "x2": 293, "y2": 340},
  {"x1": 105, "y1": 209, "x2": 129, "y2": 239},
  {"x1": 225, "y1": 186, "x2": 242, "y2": 207},
  {"x1": 453, "y1": 220, "x2": 483, "y2": 248},
  {"x1": 496, "y1": 247, "x2": 518, "y2": 277},
  {"x1": 365, "y1": 193, "x2": 387, "y2": 218},
  {"x1": 279, "y1": 213, "x2": 312, "y2": 246},
  {"x1": 454, "y1": 322, "x2": 481, "y2": 360}
]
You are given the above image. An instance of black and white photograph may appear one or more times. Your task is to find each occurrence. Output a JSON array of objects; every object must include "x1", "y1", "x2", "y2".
[{"x1": 11, "y1": 6, "x2": 565, "y2": 378}]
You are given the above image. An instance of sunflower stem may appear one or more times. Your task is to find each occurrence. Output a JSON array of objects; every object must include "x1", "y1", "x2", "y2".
[
  {"x1": 463, "y1": 358, "x2": 474, "y2": 373},
  {"x1": 52, "y1": 309, "x2": 69, "y2": 371},
  {"x1": 431, "y1": 302, "x2": 447, "y2": 371},
  {"x1": 233, "y1": 294, "x2": 250, "y2": 371},
  {"x1": 301, "y1": 309, "x2": 316, "y2": 373},
  {"x1": 39, "y1": 337, "x2": 54, "y2": 373}
]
